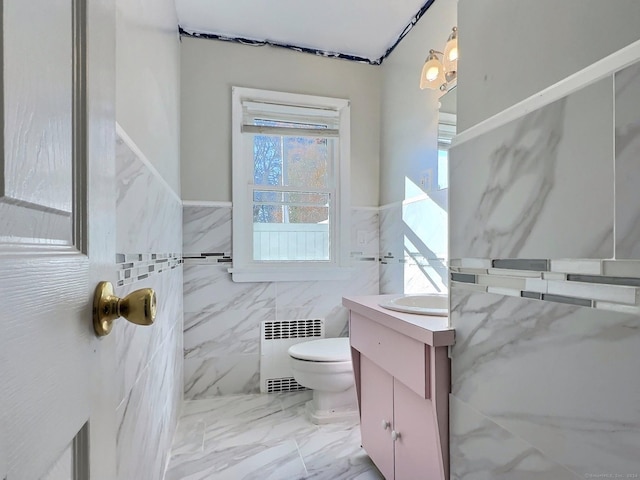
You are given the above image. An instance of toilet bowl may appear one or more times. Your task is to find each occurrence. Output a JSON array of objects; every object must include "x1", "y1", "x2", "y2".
[{"x1": 288, "y1": 337, "x2": 358, "y2": 424}]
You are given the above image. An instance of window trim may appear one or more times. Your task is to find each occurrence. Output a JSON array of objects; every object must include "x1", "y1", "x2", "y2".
[{"x1": 230, "y1": 86, "x2": 352, "y2": 282}]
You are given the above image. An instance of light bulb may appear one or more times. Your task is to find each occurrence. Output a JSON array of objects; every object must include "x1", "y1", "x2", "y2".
[
  {"x1": 426, "y1": 65, "x2": 440, "y2": 82},
  {"x1": 447, "y1": 46, "x2": 458, "y2": 62},
  {"x1": 443, "y1": 27, "x2": 458, "y2": 74},
  {"x1": 419, "y1": 50, "x2": 446, "y2": 90}
]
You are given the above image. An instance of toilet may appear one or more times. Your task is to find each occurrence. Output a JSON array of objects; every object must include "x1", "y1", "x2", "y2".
[{"x1": 288, "y1": 337, "x2": 358, "y2": 424}]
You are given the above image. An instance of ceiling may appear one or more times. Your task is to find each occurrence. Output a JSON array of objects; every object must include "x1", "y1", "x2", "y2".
[{"x1": 175, "y1": 0, "x2": 433, "y2": 64}]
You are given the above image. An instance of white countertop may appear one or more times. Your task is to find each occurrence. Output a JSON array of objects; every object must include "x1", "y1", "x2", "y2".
[{"x1": 342, "y1": 294, "x2": 455, "y2": 347}]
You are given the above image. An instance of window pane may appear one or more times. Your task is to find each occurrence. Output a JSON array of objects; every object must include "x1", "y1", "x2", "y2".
[
  {"x1": 253, "y1": 133, "x2": 333, "y2": 189},
  {"x1": 437, "y1": 149, "x2": 449, "y2": 190},
  {"x1": 252, "y1": 190, "x2": 330, "y2": 262}
]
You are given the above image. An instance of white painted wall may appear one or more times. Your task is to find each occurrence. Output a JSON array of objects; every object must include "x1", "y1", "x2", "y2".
[
  {"x1": 458, "y1": 0, "x2": 640, "y2": 131},
  {"x1": 180, "y1": 38, "x2": 381, "y2": 206},
  {"x1": 379, "y1": 0, "x2": 457, "y2": 205},
  {"x1": 116, "y1": 0, "x2": 181, "y2": 194}
]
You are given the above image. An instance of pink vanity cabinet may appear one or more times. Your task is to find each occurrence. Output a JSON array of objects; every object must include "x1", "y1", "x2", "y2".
[{"x1": 343, "y1": 295, "x2": 455, "y2": 480}]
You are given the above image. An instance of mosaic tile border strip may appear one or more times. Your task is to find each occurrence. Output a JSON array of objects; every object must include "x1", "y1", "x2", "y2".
[
  {"x1": 183, "y1": 253, "x2": 232, "y2": 265},
  {"x1": 183, "y1": 252, "x2": 380, "y2": 266},
  {"x1": 450, "y1": 258, "x2": 640, "y2": 314},
  {"x1": 116, "y1": 253, "x2": 183, "y2": 286},
  {"x1": 380, "y1": 253, "x2": 447, "y2": 265}
]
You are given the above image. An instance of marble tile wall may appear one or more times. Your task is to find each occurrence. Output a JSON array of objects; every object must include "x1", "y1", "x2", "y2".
[
  {"x1": 450, "y1": 288, "x2": 640, "y2": 478},
  {"x1": 115, "y1": 132, "x2": 183, "y2": 480},
  {"x1": 449, "y1": 78, "x2": 614, "y2": 260},
  {"x1": 448, "y1": 60, "x2": 640, "y2": 478},
  {"x1": 615, "y1": 61, "x2": 640, "y2": 259},
  {"x1": 182, "y1": 206, "x2": 379, "y2": 399},
  {"x1": 379, "y1": 203, "x2": 404, "y2": 294}
]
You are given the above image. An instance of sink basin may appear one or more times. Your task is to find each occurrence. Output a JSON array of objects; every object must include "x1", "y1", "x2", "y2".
[{"x1": 379, "y1": 294, "x2": 448, "y2": 316}]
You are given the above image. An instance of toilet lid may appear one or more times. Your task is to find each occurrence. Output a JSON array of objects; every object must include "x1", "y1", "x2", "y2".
[{"x1": 288, "y1": 337, "x2": 351, "y2": 362}]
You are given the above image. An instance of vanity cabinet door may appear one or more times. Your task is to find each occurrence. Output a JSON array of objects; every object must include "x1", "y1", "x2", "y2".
[
  {"x1": 360, "y1": 354, "x2": 394, "y2": 480},
  {"x1": 393, "y1": 379, "x2": 444, "y2": 480}
]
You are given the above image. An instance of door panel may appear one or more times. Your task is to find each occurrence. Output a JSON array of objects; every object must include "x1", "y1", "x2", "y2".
[
  {"x1": 0, "y1": 0, "x2": 116, "y2": 478},
  {"x1": 1, "y1": 0, "x2": 74, "y2": 246},
  {"x1": 393, "y1": 379, "x2": 444, "y2": 480},
  {"x1": 360, "y1": 355, "x2": 394, "y2": 480}
]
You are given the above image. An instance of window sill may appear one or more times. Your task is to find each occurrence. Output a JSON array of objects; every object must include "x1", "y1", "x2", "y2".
[{"x1": 228, "y1": 265, "x2": 354, "y2": 283}]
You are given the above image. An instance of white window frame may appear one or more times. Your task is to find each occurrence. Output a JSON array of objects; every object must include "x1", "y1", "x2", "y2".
[{"x1": 230, "y1": 86, "x2": 352, "y2": 282}]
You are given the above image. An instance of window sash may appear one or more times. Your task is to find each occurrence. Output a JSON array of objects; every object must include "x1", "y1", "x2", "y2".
[{"x1": 248, "y1": 185, "x2": 334, "y2": 263}]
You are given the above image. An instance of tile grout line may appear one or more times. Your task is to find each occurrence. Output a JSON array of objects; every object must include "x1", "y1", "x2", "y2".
[{"x1": 293, "y1": 438, "x2": 310, "y2": 477}]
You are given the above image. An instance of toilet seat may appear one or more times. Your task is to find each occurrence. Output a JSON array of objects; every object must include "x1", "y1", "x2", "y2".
[{"x1": 288, "y1": 337, "x2": 351, "y2": 362}]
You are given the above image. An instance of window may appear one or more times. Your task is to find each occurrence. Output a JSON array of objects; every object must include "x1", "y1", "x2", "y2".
[
  {"x1": 230, "y1": 87, "x2": 351, "y2": 282},
  {"x1": 437, "y1": 112, "x2": 456, "y2": 190}
]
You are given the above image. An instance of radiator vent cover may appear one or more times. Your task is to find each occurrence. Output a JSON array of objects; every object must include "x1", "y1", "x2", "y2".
[
  {"x1": 266, "y1": 377, "x2": 307, "y2": 393},
  {"x1": 260, "y1": 318, "x2": 325, "y2": 393},
  {"x1": 263, "y1": 319, "x2": 323, "y2": 340}
]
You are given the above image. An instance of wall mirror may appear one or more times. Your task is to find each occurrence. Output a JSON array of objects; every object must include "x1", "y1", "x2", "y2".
[{"x1": 437, "y1": 86, "x2": 456, "y2": 192}]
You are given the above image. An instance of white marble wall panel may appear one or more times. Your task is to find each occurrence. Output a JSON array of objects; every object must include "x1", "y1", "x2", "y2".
[
  {"x1": 450, "y1": 396, "x2": 580, "y2": 480},
  {"x1": 379, "y1": 261, "x2": 403, "y2": 294},
  {"x1": 379, "y1": 203, "x2": 403, "y2": 258},
  {"x1": 183, "y1": 265, "x2": 276, "y2": 314},
  {"x1": 276, "y1": 262, "x2": 378, "y2": 337},
  {"x1": 115, "y1": 128, "x2": 183, "y2": 479},
  {"x1": 615, "y1": 61, "x2": 640, "y2": 259},
  {"x1": 184, "y1": 307, "x2": 273, "y2": 359},
  {"x1": 115, "y1": 266, "x2": 183, "y2": 404},
  {"x1": 116, "y1": 135, "x2": 182, "y2": 254},
  {"x1": 116, "y1": 321, "x2": 182, "y2": 480},
  {"x1": 350, "y1": 208, "x2": 379, "y2": 257},
  {"x1": 450, "y1": 286, "x2": 640, "y2": 477},
  {"x1": 184, "y1": 353, "x2": 261, "y2": 399},
  {"x1": 181, "y1": 204, "x2": 380, "y2": 398},
  {"x1": 403, "y1": 194, "x2": 448, "y2": 261},
  {"x1": 450, "y1": 78, "x2": 614, "y2": 260},
  {"x1": 183, "y1": 205, "x2": 232, "y2": 255},
  {"x1": 404, "y1": 255, "x2": 447, "y2": 294}
]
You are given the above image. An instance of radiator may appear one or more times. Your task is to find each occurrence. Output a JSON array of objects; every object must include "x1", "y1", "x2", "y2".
[{"x1": 259, "y1": 319, "x2": 325, "y2": 393}]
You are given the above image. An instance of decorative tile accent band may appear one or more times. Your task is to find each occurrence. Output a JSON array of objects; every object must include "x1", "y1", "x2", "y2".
[
  {"x1": 183, "y1": 252, "x2": 379, "y2": 266},
  {"x1": 116, "y1": 253, "x2": 183, "y2": 286},
  {"x1": 451, "y1": 273, "x2": 476, "y2": 283},
  {"x1": 450, "y1": 258, "x2": 640, "y2": 314},
  {"x1": 183, "y1": 253, "x2": 232, "y2": 265},
  {"x1": 492, "y1": 259, "x2": 550, "y2": 271}
]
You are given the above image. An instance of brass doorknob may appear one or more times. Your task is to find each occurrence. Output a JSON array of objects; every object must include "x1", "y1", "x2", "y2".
[{"x1": 93, "y1": 281, "x2": 156, "y2": 336}]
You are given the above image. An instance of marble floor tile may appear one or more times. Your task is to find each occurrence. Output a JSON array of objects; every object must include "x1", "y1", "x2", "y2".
[
  {"x1": 166, "y1": 440, "x2": 307, "y2": 480},
  {"x1": 171, "y1": 419, "x2": 205, "y2": 456},
  {"x1": 297, "y1": 423, "x2": 383, "y2": 480},
  {"x1": 165, "y1": 393, "x2": 383, "y2": 480}
]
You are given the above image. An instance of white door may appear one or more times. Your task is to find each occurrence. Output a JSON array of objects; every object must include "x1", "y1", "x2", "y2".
[{"x1": 0, "y1": 0, "x2": 116, "y2": 479}]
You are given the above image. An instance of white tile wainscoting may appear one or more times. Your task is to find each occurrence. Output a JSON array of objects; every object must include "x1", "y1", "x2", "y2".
[
  {"x1": 448, "y1": 53, "x2": 640, "y2": 478},
  {"x1": 182, "y1": 204, "x2": 379, "y2": 399},
  {"x1": 116, "y1": 130, "x2": 184, "y2": 480},
  {"x1": 450, "y1": 288, "x2": 640, "y2": 478}
]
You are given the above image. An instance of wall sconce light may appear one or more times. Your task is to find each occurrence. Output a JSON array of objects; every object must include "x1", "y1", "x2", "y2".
[{"x1": 420, "y1": 27, "x2": 458, "y2": 91}]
